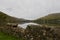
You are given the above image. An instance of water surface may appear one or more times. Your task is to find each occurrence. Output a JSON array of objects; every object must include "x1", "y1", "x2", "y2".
[{"x1": 18, "y1": 22, "x2": 40, "y2": 29}]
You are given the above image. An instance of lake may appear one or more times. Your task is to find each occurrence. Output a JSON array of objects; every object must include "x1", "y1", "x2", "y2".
[{"x1": 18, "y1": 22, "x2": 40, "y2": 29}]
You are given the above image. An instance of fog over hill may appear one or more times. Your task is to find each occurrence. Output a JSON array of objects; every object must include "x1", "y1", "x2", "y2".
[{"x1": 0, "y1": 0, "x2": 60, "y2": 20}]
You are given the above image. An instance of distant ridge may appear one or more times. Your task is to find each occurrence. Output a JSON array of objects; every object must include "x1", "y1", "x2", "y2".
[
  {"x1": 34, "y1": 13, "x2": 60, "y2": 24},
  {"x1": 0, "y1": 11, "x2": 31, "y2": 26}
]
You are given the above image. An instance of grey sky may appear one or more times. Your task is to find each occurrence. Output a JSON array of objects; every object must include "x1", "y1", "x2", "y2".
[{"x1": 0, "y1": 0, "x2": 60, "y2": 20}]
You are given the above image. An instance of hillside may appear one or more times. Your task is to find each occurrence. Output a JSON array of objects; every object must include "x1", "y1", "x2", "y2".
[
  {"x1": 0, "y1": 11, "x2": 31, "y2": 26},
  {"x1": 34, "y1": 13, "x2": 60, "y2": 25},
  {"x1": 41, "y1": 13, "x2": 60, "y2": 19}
]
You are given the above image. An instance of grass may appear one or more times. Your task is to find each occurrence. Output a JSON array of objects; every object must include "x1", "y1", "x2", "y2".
[{"x1": 0, "y1": 32, "x2": 23, "y2": 40}]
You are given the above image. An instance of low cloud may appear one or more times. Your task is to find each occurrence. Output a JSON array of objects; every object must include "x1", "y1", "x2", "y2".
[{"x1": 0, "y1": 0, "x2": 60, "y2": 20}]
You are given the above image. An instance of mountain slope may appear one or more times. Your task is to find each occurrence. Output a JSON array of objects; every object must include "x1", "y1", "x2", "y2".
[
  {"x1": 0, "y1": 11, "x2": 31, "y2": 26},
  {"x1": 34, "y1": 13, "x2": 60, "y2": 24},
  {"x1": 42, "y1": 13, "x2": 60, "y2": 19}
]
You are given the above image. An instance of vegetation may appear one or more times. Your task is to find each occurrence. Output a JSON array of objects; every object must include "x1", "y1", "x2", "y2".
[
  {"x1": 0, "y1": 32, "x2": 21, "y2": 40},
  {"x1": 33, "y1": 13, "x2": 60, "y2": 25},
  {"x1": 0, "y1": 11, "x2": 31, "y2": 25}
]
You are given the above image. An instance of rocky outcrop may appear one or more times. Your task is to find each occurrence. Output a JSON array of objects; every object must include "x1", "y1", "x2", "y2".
[{"x1": 24, "y1": 25, "x2": 60, "y2": 40}]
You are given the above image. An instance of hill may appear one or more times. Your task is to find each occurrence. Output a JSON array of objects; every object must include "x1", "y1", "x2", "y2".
[
  {"x1": 34, "y1": 13, "x2": 60, "y2": 25},
  {"x1": 41, "y1": 13, "x2": 60, "y2": 19},
  {"x1": 0, "y1": 11, "x2": 31, "y2": 26}
]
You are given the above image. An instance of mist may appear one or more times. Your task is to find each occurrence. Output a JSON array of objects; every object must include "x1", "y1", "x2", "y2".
[{"x1": 0, "y1": 0, "x2": 60, "y2": 20}]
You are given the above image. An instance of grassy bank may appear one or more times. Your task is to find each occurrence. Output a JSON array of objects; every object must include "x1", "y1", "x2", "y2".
[{"x1": 0, "y1": 32, "x2": 22, "y2": 40}]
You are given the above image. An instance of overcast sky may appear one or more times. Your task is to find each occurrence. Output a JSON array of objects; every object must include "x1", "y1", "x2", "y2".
[{"x1": 0, "y1": 0, "x2": 60, "y2": 20}]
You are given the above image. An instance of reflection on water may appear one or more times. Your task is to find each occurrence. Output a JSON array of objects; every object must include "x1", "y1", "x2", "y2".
[{"x1": 18, "y1": 22, "x2": 40, "y2": 29}]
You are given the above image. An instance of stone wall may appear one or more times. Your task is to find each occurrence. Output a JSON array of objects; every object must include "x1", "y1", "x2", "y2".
[
  {"x1": 0, "y1": 25, "x2": 25, "y2": 39},
  {"x1": 24, "y1": 25, "x2": 60, "y2": 40},
  {"x1": 0, "y1": 24, "x2": 60, "y2": 40}
]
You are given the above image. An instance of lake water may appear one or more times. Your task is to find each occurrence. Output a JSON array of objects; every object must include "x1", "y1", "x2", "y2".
[{"x1": 18, "y1": 22, "x2": 40, "y2": 29}]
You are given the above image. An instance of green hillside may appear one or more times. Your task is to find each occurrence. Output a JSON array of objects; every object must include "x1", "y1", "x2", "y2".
[
  {"x1": 0, "y1": 11, "x2": 31, "y2": 26},
  {"x1": 34, "y1": 13, "x2": 60, "y2": 25},
  {"x1": 41, "y1": 13, "x2": 60, "y2": 19}
]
